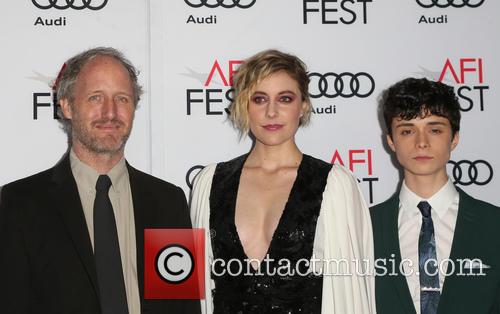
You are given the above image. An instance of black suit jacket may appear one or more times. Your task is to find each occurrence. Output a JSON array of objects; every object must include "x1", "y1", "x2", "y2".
[
  {"x1": 371, "y1": 187, "x2": 500, "y2": 314},
  {"x1": 0, "y1": 155, "x2": 201, "y2": 314}
]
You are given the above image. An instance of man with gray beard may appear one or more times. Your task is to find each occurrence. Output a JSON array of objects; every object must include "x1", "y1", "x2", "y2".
[{"x1": 0, "y1": 47, "x2": 200, "y2": 314}]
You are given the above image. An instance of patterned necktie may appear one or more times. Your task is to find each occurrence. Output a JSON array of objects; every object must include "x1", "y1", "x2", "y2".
[
  {"x1": 94, "y1": 175, "x2": 129, "y2": 314},
  {"x1": 418, "y1": 201, "x2": 440, "y2": 314}
]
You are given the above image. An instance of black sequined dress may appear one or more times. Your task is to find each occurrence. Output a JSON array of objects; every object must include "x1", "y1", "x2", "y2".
[{"x1": 209, "y1": 154, "x2": 332, "y2": 314}]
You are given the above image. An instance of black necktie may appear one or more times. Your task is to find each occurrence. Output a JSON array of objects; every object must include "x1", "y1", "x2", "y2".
[
  {"x1": 418, "y1": 201, "x2": 440, "y2": 314},
  {"x1": 94, "y1": 175, "x2": 129, "y2": 314}
]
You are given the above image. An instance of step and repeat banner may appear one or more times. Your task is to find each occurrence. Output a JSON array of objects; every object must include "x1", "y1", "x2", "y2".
[
  {"x1": 152, "y1": 0, "x2": 499, "y2": 205},
  {"x1": 1, "y1": 0, "x2": 498, "y2": 206},
  {"x1": 0, "y1": 0, "x2": 151, "y2": 184}
]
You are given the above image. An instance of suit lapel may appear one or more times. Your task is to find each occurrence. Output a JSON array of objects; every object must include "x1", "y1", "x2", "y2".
[
  {"x1": 438, "y1": 188, "x2": 479, "y2": 311},
  {"x1": 128, "y1": 164, "x2": 147, "y2": 304},
  {"x1": 51, "y1": 154, "x2": 100, "y2": 299},
  {"x1": 381, "y1": 195, "x2": 416, "y2": 314}
]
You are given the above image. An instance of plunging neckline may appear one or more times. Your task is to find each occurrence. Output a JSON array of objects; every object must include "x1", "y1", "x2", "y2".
[
  {"x1": 231, "y1": 153, "x2": 306, "y2": 267},
  {"x1": 208, "y1": 153, "x2": 331, "y2": 313}
]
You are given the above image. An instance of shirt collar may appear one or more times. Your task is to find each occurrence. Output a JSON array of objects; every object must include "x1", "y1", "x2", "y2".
[
  {"x1": 399, "y1": 178, "x2": 458, "y2": 220},
  {"x1": 70, "y1": 149, "x2": 128, "y2": 193},
  {"x1": 427, "y1": 178, "x2": 458, "y2": 219}
]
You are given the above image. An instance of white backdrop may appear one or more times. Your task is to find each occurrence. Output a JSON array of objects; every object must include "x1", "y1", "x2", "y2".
[
  {"x1": 0, "y1": 0, "x2": 151, "y2": 183},
  {"x1": 1, "y1": 0, "x2": 498, "y2": 206}
]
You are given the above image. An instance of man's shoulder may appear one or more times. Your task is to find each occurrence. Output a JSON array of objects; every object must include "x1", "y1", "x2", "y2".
[
  {"x1": 458, "y1": 188, "x2": 500, "y2": 216},
  {"x1": 0, "y1": 166, "x2": 59, "y2": 217},
  {"x1": 126, "y1": 164, "x2": 182, "y2": 194},
  {"x1": 2, "y1": 167, "x2": 54, "y2": 196}
]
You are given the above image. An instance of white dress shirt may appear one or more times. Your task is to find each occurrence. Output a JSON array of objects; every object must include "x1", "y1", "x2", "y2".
[{"x1": 398, "y1": 178, "x2": 459, "y2": 314}]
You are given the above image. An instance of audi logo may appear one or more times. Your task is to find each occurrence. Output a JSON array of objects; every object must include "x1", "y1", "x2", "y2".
[
  {"x1": 184, "y1": 0, "x2": 256, "y2": 9},
  {"x1": 448, "y1": 160, "x2": 493, "y2": 186},
  {"x1": 32, "y1": 0, "x2": 108, "y2": 10},
  {"x1": 416, "y1": 0, "x2": 485, "y2": 8},
  {"x1": 186, "y1": 165, "x2": 205, "y2": 189},
  {"x1": 308, "y1": 72, "x2": 375, "y2": 99}
]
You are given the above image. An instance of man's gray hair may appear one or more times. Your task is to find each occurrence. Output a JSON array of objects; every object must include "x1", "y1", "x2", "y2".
[{"x1": 55, "y1": 47, "x2": 143, "y2": 136}]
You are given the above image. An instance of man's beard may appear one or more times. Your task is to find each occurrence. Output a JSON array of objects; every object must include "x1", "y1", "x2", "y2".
[{"x1": 71, "y1": 118, "x2": 132, "y2": 155}]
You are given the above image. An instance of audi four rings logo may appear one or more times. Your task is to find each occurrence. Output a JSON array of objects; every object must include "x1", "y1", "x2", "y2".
[
  {"x1": 32, "y1": 0, "x2": 108, "y2": 10},
  {"x1": 186, "y1": 165, "x2": 204, "y2": 190},
  {"x1": 448, "y1": 160, "x2": 493, "y2": 186},
  {"x1": 416, "y1": 0, "x2": 485, "y2": 8},
  {"x1": 308, "y1": 72, "x2": 375, "y2": 98},
  {"x1": 184, "y1": 0, "x2": 256, "y2": 8}
]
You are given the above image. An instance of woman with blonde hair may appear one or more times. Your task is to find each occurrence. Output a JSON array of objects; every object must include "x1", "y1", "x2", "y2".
[{"x1": 190, "y1": 49, "x2": 375, "y2": 314}]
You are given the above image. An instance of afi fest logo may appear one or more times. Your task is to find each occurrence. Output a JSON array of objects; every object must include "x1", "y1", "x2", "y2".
[
  {"x1": 33, "y1": 91, "x2": 58, "y2": 120},
  {"x1": 302, "y1": 0, "x2": 372, "y2": 24},
  {"x1": 416, "y1": 0, "x2": 485, "y2": 8},
  {"x1": 332, "y1": 149, "x2": 378, "y2": 204},
  {"x1": 186, "y1": 59, "x2": 243, "y2": 116},
  {"x1": 438, "y1": 58, "x2": 489, "y2": 112},
  {"x1": 30, "y1": 68, "x2": 60, "y2": 119},
  {"x1": 32, "y1": 0, "x2": 108, "y2": 10}
]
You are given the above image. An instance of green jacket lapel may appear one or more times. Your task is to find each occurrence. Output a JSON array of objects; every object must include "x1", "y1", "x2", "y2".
[
  {"x1": 380, "y1": 195, "x2": 416, "y2": 314},
  {"x1": 438, "y1": 187, "x2": 479, "y2": 312}
]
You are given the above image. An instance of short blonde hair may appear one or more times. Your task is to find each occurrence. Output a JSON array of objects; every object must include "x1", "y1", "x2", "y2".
[{"x1": 229, "y1": 49, "x2": 312, "y2": 135}]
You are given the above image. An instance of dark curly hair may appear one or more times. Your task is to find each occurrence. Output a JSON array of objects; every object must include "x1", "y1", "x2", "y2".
[{"x1": 381, "y1": 77, "x2": 460, "y2": 138}]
